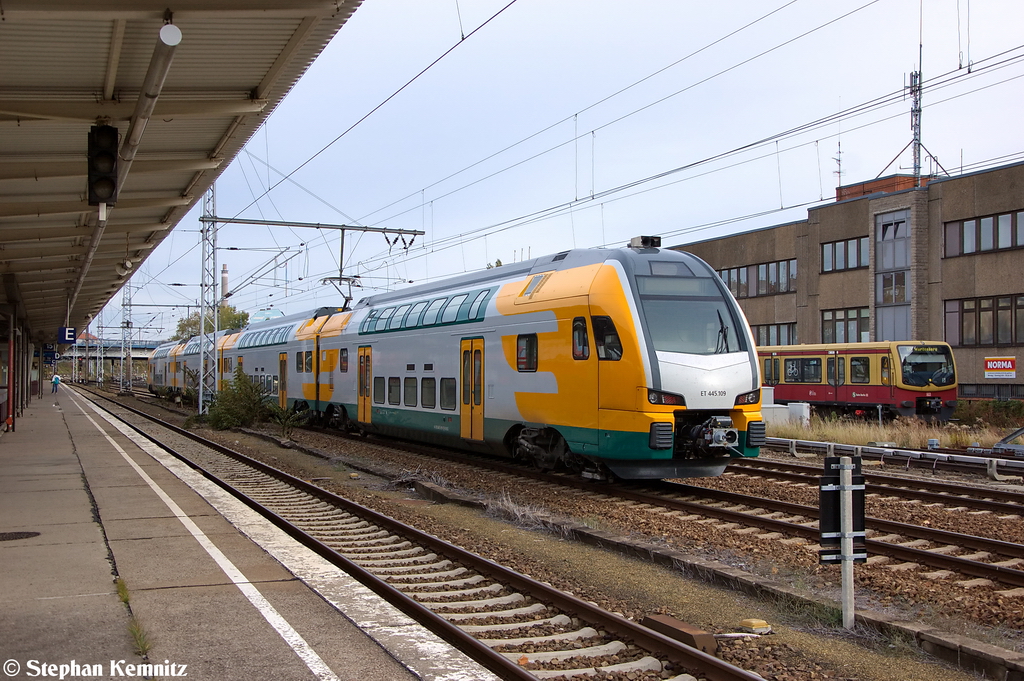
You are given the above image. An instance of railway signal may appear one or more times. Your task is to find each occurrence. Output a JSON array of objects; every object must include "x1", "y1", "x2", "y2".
[
  {"x1": 87, "y1": 124, "x2": 119, "y2": 205},
  {"x1": 819, "y1": 455, "x2": 866, "y2": 629}
]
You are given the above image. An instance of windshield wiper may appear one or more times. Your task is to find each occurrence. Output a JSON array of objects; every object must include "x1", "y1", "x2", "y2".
[{"x1": 716, "y1": 310, "x2": 730, "y2": 354}]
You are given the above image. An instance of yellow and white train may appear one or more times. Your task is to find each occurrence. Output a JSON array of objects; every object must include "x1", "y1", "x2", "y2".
[{"x1": 149, "y1": 237, "x2": 765, "y2": 479}]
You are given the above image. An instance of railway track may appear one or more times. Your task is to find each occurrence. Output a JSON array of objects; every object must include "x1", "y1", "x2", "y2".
[
  {"x1": 73, "y1": 388, "x2": 766, "y2": 681},
  {"x1": 763, "y1": 436, "x2": 1024, "y2": 476},
  {"x1": 280, "y1": 424, "x2": 1024, "y2": 593},
  {"x1": 645, "y1": 479, "x2": 1024, "y2": 589},
  {"x1": 728, "y1": 456, "x2": 1024, "y2": 513}
]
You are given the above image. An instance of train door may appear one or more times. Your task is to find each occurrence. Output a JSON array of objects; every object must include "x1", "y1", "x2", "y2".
[
  {"x1": 357, "y1": 346, "x2": 372, "y2": 423},
  {"x1": 826, "y1": 351, "x2": 845, "y2": 404},
  {"x1": 459, "y1": 338, "x2": 484, "y2": 441},
  {"x1": 278, "y1": 353, "x2": 288, "y2": 410},
  {"x1": 880, "y1": 354, "x2": 894, "y2": 400},
  {"x1": 313, "y1": 335, "x2": 321, "y2": 414}
]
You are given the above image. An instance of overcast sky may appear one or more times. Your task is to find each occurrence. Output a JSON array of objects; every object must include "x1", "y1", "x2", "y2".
[{"x1": 110, "y1": 0, "x2": 1024, "y2": 340}]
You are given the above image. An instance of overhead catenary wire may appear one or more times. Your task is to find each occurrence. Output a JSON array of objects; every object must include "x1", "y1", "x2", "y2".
[
  {"x1": 228, "y1": 0, "x2": 521, "y2": 223},
  {"x1": 122, "y1": 5, "x2": 1024, "y2": 333}
]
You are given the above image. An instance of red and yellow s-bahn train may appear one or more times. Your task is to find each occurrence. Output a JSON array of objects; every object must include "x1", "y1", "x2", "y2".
[{"x1": 757, "y1": 341, "x2": 957, "y2": 420}]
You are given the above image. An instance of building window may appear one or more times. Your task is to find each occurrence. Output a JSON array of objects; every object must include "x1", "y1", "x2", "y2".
[
  {"x1": 718, "y1": 259, "x2": 796, "y2": 299},
  {"x1": 946, "y1": 294, "x2": 1024, "y2": 347},
  {"x1": 822, "y1": 307, "x2": 869, "y2": 343},
  {"x1": 751, "y1": 323, "x2": 797, "y2": 346},
  {"x1": 875, "y1": 210, "x2": 911, "y2": 341},
  {"x1": 877, "y1": 271, "x2": 909, "y2": 304},
  {"x1": 821, "y1": 237, "x2": 869, "y2": 273},
  {"x1": 945, "y1": 211, "x2": 1024, "y2": 257}
]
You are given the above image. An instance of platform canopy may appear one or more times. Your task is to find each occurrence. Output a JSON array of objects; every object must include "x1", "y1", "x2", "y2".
[{"x1": 0, "y1": 0, "x2": 362, "y2": 343}]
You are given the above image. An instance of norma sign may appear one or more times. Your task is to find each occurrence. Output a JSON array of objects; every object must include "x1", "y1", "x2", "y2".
[{"x1": 984, "y1": 357, "x2": 1017, "y2": 379}]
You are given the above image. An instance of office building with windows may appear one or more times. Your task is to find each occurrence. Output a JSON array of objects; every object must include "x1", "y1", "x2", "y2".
[{"x1": 677, "y1": 160, "x2": 1024, "y2": 399}]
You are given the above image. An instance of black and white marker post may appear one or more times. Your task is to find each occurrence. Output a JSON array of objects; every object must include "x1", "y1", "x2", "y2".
[{"x1": 818, "y1": 454, "x2": 867, "y2": 629}]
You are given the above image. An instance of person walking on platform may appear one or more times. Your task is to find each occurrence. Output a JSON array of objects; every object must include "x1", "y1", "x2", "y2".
[{"x1": 51, "y1": 373, "x2": 61, "y2": 393}]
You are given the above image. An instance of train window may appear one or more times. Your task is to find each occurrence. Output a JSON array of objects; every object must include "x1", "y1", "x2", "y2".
[
  {"x1": 827, "y1": 357, "x2": 845, "y2": 386},
  {"x1": 422, "y1": 298, "x2": 446, "y2": 326},
  {"x1": 441, "y1": 294, "x2": 469, "y2": 324},
  {"x1": 763, "y1": 357, "x2": 780, "y2": 385},
  {"x1": 373, "y1": 376, "x2": 385, "y2": 404},
  {"x1": 407, "y1": 364, "x2": 415, "y2": 371},
  {"x1": 421, "y1": 377, "x2": 436, "y2": 409},
  {"x1": 591, "y1": 316, "x2": 623, "y2": 361},
  {"x1": 305, "y1": 351, "x2": 313, "y2": 373},
  {"x1": 784, "y1": 358, "x2": 821, "y2": 383},
  {"x1": 272, "y1": 375, "x2": 279, "y2": 395},
  {"x1": 404, "y1": 301, "x2": 428, "y2": 328},
  {"x1": 880, "y1": 356, "x2": 891, "y2": 386},
  {"x1": 388, "y1": 377, "x2": 400, "y2": 405},
  {"x1": 572, "y1": 317, "x2": 590, "y2": 360},
  {"x1": 339, "y1": 348, "x2": 349, "y2": 373},
  {"x1": 473, "y1": 350, "x2": 482, "y2": 406},
  {"x1": 522, "y1": 275, "x2": 545, "y2": 297},
  {"x1": 404, "y1": 377, "x2": 417, "y2": 407},
  {"x1": 649, "y1": 261, "x2": 695, "y2": 277},
  {"x1": 361, "y1": 309, "x2": 380, "y2": 333},
  {"x1": 468, "y1": 290, "x2": 490, "y2": 319},
  {"x1": 389, "y1": 304, "x2": 411, "y2": 330},
  {"x1": 850, "y1": 357, "x2": 870, "y2": 383},
  {"x1": 439, "y1": 378, "x2": 457, "y2": 410},
  {"x1": 516, "y1": 334, "x2": 538, "y2": 372},
  {"x1": 462, "y1": 350, "x2": 472, "y2": 403},
  {"x1": 424, "y1": 363, "x2": 433, "y2": 371},
  {"x1": 375, "y1": 308, "x2": 396, "y2": 332},
  {"x1": 295, "y1": 352, "x2": 304, "y2": 373}
]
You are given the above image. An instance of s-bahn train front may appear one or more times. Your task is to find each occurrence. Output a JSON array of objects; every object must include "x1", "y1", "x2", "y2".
[{"x1": 590, "y1": 237, "x2": 765, "y2": 478}]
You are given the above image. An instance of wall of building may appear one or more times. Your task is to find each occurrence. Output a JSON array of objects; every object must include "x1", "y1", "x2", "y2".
[{"x1": 677, "y1": 161, "x2": 1024, "y2": 397}]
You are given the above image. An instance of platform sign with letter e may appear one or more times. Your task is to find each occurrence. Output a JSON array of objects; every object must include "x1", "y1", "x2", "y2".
[{"x1": 59, "y1": 327, "x2": 76, "y2": 344}]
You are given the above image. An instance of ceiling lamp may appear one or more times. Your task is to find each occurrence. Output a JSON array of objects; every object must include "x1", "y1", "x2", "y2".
[{"x1": 114, "y1": 259, "x2": 134, "y2": 277}]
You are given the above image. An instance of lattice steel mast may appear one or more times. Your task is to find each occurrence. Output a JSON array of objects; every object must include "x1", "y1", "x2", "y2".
[{"x1": 198, "y1": 185, "x2": 219, "y2": 414}]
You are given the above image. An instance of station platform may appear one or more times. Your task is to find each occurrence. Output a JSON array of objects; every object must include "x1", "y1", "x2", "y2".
[{"x1": 0, "y1": 388, "x2": 498, "y2": 681}]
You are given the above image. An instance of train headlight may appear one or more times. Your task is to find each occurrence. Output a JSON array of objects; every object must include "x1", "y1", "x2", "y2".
[
  {"x1": 647, "y1": 389, "x2": 685, "y2": 406},
  {"x1": 734, "y1": 389, "x2": 760, "y2": 405}
]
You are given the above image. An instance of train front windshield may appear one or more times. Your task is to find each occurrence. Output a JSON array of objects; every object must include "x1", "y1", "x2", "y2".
[
  {"x1": 635, "y1": 266, "x2": 743, "y2": 356},
  {"x1": 898, "y1": 344, "x2": 955, "y2": 387}
]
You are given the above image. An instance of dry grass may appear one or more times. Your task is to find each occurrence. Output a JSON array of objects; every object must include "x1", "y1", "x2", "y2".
[{"x1": 767, "y1": 415, "x2": 1010, "y2": 449}]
